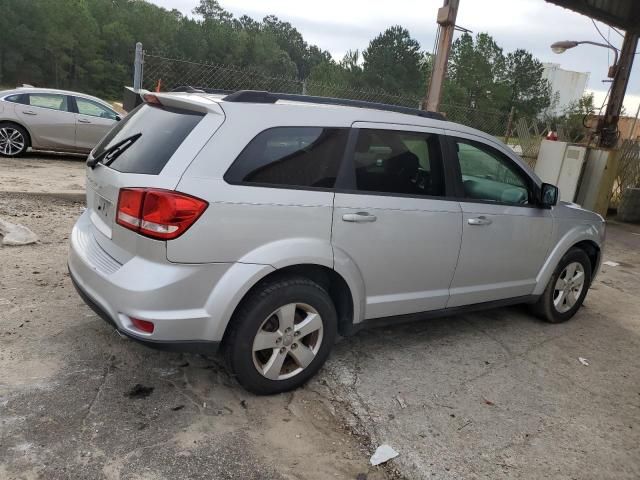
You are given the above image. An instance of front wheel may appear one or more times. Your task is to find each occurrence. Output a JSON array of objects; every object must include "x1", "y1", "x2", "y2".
[
  {"x1": 0, "y1": 123, "x2": 29, "y2": 157},
  {"x1": 224, "y1": 276, "x2": 337, "y2": 394},
  {"x1": 532, "y1": 248, "x2": 592, "y2": 323}
]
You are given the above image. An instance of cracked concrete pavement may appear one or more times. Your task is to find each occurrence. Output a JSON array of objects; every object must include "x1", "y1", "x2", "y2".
[
  {"x1": 320, "y1": 221, "x2": 640, "y2": 479},
  {"x1": 1, "y1": 155, "x2": 639, "y2": 479}
]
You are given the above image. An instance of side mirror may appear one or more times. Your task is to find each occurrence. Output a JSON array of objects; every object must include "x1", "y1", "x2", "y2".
[
  {"x1": 540, "y1": 183, "x2": 558, "y2": 208},
  {"x1": 115, "y1": 114, "x2": 122, "y2": 121}
]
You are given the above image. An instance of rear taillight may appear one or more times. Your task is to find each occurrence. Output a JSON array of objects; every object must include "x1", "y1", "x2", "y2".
[{"x1": 116, "y1": 188, "x2": 207, "y2": 240}]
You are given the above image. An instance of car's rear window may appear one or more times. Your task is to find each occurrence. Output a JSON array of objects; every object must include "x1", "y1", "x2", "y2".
[{"x1": 93, "y1": 103, "x2": 204, "y2": 175}]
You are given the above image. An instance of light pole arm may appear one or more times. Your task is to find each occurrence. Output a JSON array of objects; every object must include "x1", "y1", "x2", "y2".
[{"x1": 576, "y1": 40, "x2": 619, "y2": 66}]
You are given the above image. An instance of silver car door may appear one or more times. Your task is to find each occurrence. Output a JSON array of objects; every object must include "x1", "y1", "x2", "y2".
[
  {"x1": 331, "y1": 123, "x2": 462, "y2": 320},
  {"x1": 15, "y1": 93, "x2": 76, "y2": 150},
  {"x1": 446, "y1": 133, "x2": 554, "y2": 307},
  {"x1": 73, "y1": 96, "x2": 118, "y2": 151}
]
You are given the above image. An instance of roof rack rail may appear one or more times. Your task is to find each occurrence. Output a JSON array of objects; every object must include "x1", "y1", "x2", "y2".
[
  {"x1": 222, "y1": 90, "x2": 445, "y2": 120},
  {"x1": 171, "y1": 85, "x2": 234, "y2": 95}
]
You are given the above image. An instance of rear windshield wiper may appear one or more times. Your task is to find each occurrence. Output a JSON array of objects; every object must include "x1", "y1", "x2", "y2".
[{"x1": 87, "y1": 133, "x2": 142, "y2": 169}]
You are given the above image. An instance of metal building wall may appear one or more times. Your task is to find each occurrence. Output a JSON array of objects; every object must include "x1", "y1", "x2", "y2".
[{"x1": 542, "y1": 62, "x2": 590, "y2": 116}]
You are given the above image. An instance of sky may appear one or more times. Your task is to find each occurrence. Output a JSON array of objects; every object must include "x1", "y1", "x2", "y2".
[{"x1": 152, "y1": 0, "x2": 639, "y2": 114}]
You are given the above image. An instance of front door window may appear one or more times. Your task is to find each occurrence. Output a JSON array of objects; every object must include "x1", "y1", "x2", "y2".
[{"x1": 455, "y1": 140, "x2": 530, "y2": 205}]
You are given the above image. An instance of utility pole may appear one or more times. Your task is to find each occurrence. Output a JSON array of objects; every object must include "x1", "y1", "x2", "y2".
[
  {"x1": 423, "y1": 0, "x2": 459, "y2": 112},
  {"x1": 598, "y1": 32, "x2": 638, "y2": 147}
]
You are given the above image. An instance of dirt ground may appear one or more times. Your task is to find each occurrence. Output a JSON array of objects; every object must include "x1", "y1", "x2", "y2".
[
  {"x1": 0, "y1": 154, "x2": 85, "y2": 200},
  {"x1": 1, "y1": 154, "x2": 639, "y2": 479}
]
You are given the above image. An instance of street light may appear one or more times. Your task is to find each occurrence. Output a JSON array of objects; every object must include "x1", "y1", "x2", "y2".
[{"x1": 550, "y1": 40, "x2": 619, "y2": 77}]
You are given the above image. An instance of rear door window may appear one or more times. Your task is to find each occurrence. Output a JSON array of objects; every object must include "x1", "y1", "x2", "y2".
[
  {"x1": 225, "y1": 127, "x2": 349, "y2": 189},
  {"x1": 93, "y1": 103, "x2": 204, "y2": 174},
  {"x1": 3, "y1": 93, "x2": 27, "y2": 104},
  {"x1": 351, "y1": 129, "x2": 446, "y2": 197},
  {"x1": 28, "y1": 93, "x2": 70, "y2": 112}
]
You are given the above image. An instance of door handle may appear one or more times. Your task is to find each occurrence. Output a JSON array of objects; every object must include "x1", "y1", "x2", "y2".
[
  {"x1": 342, "y1": 212, "x2": 377, "y2": 223},
  {"x1": 78, "y1": 118, "x2": 91, "y2": 124},
  {"x1": 468, "y1": 216, "x2": 492, "y2": 226},
  {"x1": 22, "y1": 110, "x2": 37, "y2": 115}
]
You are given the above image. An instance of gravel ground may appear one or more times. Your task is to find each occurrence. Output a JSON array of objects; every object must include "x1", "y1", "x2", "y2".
[
  {"x1": 0, "y1": 192, "x2": 387, "y2": 480},
  {"x1": 0, "y1": 153, "x2": 85, "y2": 199},
  {"x1": 1, "y1": 155, "x2": 639, "y2": 479}
]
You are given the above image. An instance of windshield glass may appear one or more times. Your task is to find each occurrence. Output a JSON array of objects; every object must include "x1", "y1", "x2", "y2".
[{"x1": 92, "y1": 103, "x2": 204, "y2": 175}]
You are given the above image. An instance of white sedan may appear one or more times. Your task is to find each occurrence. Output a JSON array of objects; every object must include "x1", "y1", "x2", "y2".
[{"x1": 0, "y1": 87, "x2": 121, "y2": 157}]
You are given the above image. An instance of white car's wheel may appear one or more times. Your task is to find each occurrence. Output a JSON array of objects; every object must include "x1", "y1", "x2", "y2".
[{"x1": 0, "y1": 123, "x2": 29, "y2": 157}]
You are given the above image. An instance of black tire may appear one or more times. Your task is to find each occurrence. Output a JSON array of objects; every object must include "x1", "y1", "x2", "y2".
[
  {"x1": 224, "y1": 276, "x2": 337, "y2": 395},
  {"x1": 0, "y1": 122, "x2": 30, "y2": 157},
  {"x1": 532, "y1": 248, "x2": 592, "y2": 323}
]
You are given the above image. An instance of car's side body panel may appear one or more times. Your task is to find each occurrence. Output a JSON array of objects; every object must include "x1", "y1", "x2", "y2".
[
  {"x1": 447, "y1": 202, "x2": 554, "y2": 307},
  {"x1": 15, "y1": 96, "x2": 77, "y2": 150},
  {"x1": 332, "y1": 192, "x2": 463, "y2": 318}
]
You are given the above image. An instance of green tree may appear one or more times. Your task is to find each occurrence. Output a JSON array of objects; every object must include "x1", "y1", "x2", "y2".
[
  {"x1": 445, "y1": 32, "x2": 508, "y2": 110},
  {"x1": 193, "y1": 0, "x2": 233, "y2": 23},
  {"x1": 362, "y1": 26, "x2": 424, "y2": 95},
  {"x1": 556, "y1": 93, "x2": 595, "y2": 141},
  {"x1": 504, "y1": 49, "x2": 551, "y2": 116}
]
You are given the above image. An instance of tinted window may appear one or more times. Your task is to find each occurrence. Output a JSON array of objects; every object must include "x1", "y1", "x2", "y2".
[
  {"x1": 455, "y1": 140, "x2": 530, "y2": 205},
  {"x1": 4, "y1": 94, "x2": 26, "y2": 104},
  {"x1": 29, "y1": 93, "x2": 69, "y2": 112},
  {"x1": 76, "y1": 97, "x2": 117, "y2": 120},
  {"x1": 92, "y1": 103, "x2": 203, "y2": 175},
  {"x1": 226, "y1": 127, "x2": 348, "y2": 188},
  {"x1": 353, "y1": 129, "x2": 445, "y2": 196}
]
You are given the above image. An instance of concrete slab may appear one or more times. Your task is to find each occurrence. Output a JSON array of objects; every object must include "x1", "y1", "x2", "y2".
[{"x1": 320, "y1": 223, "x2": 640, "y2": 479}]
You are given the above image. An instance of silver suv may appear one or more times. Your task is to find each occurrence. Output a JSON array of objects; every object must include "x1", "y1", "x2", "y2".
[{"x1": 68, "y1": 91, "x2": 605, "y2": 394}]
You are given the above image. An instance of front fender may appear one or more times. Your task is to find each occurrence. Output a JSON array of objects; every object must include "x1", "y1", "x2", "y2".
[{"x1": 533, "y1": 222, "x2": 604, "y2": 295}]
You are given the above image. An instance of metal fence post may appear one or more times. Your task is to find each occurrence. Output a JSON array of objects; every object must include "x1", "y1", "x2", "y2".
[
  {"x1": 504, "y1": 106, "x2": 515, "y2": 144},
  {"x1": 301, "y1": 79, "x2": 307, "y2": 95},
  {"x1": 133, "y1": 42, "x2": 143, "y2": 92}
]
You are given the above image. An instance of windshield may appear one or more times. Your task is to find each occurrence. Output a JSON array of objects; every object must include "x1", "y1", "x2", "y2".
[{"x1": 91, "y1": 103, "x2": 204, "y2": 175}]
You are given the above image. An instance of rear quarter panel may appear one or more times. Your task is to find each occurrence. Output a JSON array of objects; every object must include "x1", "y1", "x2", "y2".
[{"x1": 170, "y1": 102, "x2": 352, "y2": 265}]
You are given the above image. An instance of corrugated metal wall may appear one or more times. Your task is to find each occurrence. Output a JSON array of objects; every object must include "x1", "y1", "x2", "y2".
[{"x1": 542, "y1": 62, "x2": 590, "y2": 116}]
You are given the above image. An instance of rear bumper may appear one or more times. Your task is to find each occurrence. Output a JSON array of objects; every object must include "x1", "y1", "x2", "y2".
[
  {"x1": 69, "y1": 269, "x2": 219, "y2": 354},
  {"x1": 67, "y1": 211, "x2": 261, "y2": 353}
]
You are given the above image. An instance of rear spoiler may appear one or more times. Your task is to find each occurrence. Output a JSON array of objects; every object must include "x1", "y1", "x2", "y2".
[{"x1": 122, "y1": 86, "x2": 146, "y2": 112}]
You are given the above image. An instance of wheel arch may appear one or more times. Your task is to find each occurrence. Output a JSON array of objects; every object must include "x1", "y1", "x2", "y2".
[
  {"x1": 216, "y1": 262, "x2": 359, "y2": 346},
  {"x1": 571, "y1": 239, "x2": 601, "y2": 278},
  {"x1": 534, "y1": 226, "x2": 603, "y2": 295}
]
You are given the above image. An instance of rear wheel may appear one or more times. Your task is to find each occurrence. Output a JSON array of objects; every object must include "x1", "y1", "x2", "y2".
[
  {"x1": 224, "y1": 276, "x2": 337, "y2": 394},
  {"x1": 0, "y1": 123, "x2": 29, "y2": 157},
  {"x1": 532, "y1": 248, "x2": 592, "y2": 323}
]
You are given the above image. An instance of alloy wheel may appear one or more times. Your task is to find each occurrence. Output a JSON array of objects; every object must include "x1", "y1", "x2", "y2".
[
  {"x1": 553, "y1": 261, "x2": 585, "y2": 313},
  {"x1": 252, "y1": 303, "x2": 324, "y2": 380},
  {"x1": 0, "y1": 127, "x2": 25, "y2": 156}
]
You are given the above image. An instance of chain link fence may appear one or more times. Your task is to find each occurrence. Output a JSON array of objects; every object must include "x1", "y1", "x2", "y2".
[
  {"x1": 611, "y1": 139, "x2": 640, "y2": 209},
  {"x1": 143, "y1": 53, "x2": 513, "y2": 136},
  {"x1": 142, "y1": 52, "x2": 640, "y2": 216}
]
